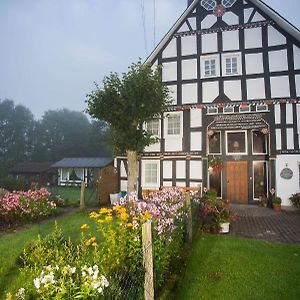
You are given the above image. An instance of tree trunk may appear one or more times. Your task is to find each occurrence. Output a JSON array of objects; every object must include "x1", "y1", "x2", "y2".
[{"x1": 127, "y1": 150, "x2": 138, "y2": 195}]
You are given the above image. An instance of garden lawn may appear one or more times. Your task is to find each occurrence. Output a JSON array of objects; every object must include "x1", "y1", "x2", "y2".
[
  {"x1": 0, "y1": 211, "x2": 96, "y2": 297},
  {"x1": 55, "y1": 186, "x2": 97, "y2": 207},
  {"x1": 173, "y1": 234, "x2": 300, "y2": 300}
]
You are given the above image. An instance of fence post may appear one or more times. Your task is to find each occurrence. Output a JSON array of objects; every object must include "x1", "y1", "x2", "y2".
[
  {"x1": 142, "y1": 221, "x2": 154, "y2": 300},
  {"x1": 80, "y1": 181, "x2": 86, "y2": 211},
  {"x1": 185, "y1": 192, "x2": 193, "y2": 243}
]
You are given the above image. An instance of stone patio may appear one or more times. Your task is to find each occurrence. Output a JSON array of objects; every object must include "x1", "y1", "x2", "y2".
[{"x1": 228, "y1": 204, "x2": 300, "y2": 244}]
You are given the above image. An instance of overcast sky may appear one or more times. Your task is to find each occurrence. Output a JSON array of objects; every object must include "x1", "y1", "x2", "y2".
[{"x1": 0, "y1": 0, "x2": 299, "y2": 119}]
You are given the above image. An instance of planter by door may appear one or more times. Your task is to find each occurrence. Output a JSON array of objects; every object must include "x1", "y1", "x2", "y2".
[
  {"x1": 220, "y1": 222, "x2": 230, "y2": 233},
  {"x1": 273, "y1": 204, "x2": 281, "y2": 212}
]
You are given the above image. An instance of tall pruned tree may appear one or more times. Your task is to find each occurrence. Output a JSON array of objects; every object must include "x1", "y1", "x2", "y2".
[{"x1": 86, "y1": 61, "x2": 170, "y2": 194}]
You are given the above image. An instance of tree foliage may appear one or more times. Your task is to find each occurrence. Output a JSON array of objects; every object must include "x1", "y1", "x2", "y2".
[
  {"x1": 0, "y1": 99, "x2": 111, "y2": 178},
  {"x1": 86, "y1": 61, "x2": 170, "y2": 154}
]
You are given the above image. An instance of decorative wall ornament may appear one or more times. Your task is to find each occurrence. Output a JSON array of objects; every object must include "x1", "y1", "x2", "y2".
[
  {"x1": 213, "y1": 5, "x2": 226, "y2": 17},
  {"x1": 209, "y1": 157, "x2": 223, "y2": 173},
  {"x1": 260, "y1": 128, "x2": 269, "y2": 135},
  {"x1": 174, "y1": 20, "x2": 274, "y2": 38},
  {"x1": 280, "y1": 168, "x2": 293, "y2": 180},
  {"x1": 207, "y1": 129, "x2": 215, "y2": 137}
]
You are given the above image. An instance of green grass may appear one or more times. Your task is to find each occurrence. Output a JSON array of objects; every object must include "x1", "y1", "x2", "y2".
[
  {"x1": 53, "y1": 186, "x2": 97, "y2": 207},
  {"x1": 172, "y1": 234, "x2": 300, "y2": 300},
  {"x1": 0, "y1": 211, "x2": 96, "y2": 297}
]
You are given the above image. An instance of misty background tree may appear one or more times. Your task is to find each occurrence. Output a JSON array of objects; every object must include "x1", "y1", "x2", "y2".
[
  {"x1": 86, "y1": 61, "x2": 170, "y2": 195},
  {"x1": 0, "y1": 99, "x2": 111, "y2": 179}
]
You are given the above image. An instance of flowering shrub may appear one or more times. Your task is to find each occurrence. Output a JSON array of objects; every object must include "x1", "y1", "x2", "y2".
[
  {"x1": 199, "y1": 189, "x2": 236, "y2": 233},
  {"x1": 7, "y1": 264, "x2": 109, "y2": 299},
  {"x1": 0, "y1": 188, "x2": 56, "y2": 227},
  {"x1": 84, "y1": 189, "x2": 187, "y2": 292}
]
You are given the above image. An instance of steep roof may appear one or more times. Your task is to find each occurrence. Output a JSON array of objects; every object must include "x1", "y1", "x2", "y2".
[
  {"x1": 145, "y1": 0, "x2": 300, "y2": 64},
  {"x1": 9, "y1": 162, "x2": 54, "y2": 174},
  {"x1": 52, "y1": 157, "x2": 113, "y2": 168}
]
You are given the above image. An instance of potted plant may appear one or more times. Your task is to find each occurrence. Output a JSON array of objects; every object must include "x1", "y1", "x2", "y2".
[
  {"x1": 209, "y1": 157, "x2": 223, "y2": 173},
  {"x1": 259, "y1": 195, "x2": 267, "y2": 207},
  {"x1": 272, "y1": 196, "x2": 282, "y2": 211},
  {"x1": 289, "y1": 193, "x2": 300, "y2": 209},
  {"x1": 217, "y1": 204, "x2": 235, "y2": 233}
]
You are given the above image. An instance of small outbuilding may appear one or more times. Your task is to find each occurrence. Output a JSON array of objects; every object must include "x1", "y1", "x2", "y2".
[
  {"x1": 52, "y1": 157, "x2": 113, "y2": 186},
  {"x1": 9, "y1": 162, "x2": 56, "y2": 186}
]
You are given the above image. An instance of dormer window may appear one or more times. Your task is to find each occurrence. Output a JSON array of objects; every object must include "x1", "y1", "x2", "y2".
[
  {"x1": 222, "y1": 0, "x2": 237, "y2": 8},
  {"x1": 201, "y1": 0, "x2": 217, "y2": 11}
]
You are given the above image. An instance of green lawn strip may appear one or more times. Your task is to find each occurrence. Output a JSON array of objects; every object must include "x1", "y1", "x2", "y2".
[
  {"x1": 0, "y1": 211, "x2": 97, "y2": 297},
  {"x1": 173, "y1": 234, "x2": 300, "y2": 300},
  {"x1": 55, "y1": 186, "x2": 97, "y2": 207}
]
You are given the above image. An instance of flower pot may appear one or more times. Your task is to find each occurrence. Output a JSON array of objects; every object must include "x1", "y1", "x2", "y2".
[
  {"x1": 273, "y1": 204, "x2": 281, "y2": 212},
  {"x1": 220, "y1": 222, "x2": 230, "y2": 233}
]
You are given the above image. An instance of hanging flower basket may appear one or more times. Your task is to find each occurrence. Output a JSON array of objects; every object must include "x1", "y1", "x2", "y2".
[{"x1": 209, "y1": 157, "x2": 223, "y2": 173}]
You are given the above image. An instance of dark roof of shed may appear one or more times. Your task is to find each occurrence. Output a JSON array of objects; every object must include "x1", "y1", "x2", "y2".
[
  {"x1": 51, "y1": 157, "x2": 113, "y2": 168},
  {"x1": 9, "y1": 162, "x2": 54, "y2": 174}
]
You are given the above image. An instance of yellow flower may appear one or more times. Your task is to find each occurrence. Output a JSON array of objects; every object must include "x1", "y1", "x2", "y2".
[
  {"x1": 90, "y1": 211, "x2": 100, "y2": 219},
  {"x1": 92, "y1": 242, "x2": 98, "y2": 247},
  {"x1": 133, "y1": 217, "x2": 139, "y2": 221},
  {"x1": 113, "y1": 205, "x2": 122, "y2": 212},
  {"x1": 142, "y1": 212, "x2": 152, "y2": 220},
  {"x1": 126, "y1": 223, "x2": 133, "y2": 228},
  {"x1": 97, "y1": 219, "x2": 105, "y2": 224},
  {"x1": 119, "y1": 212, "x2": 129, "y2": 222},
  {"x1": 90, "y1": 237, "x2": 96, "y2": 242},
  {"x1": 85, "y1": 239, "x2": 91, "y2": 246},
  {"x1": 99, "y1": 207, "x2": 109, "y2": 214},
  {"x1": 81, "y1": 224, "x2": 90, "y2": 229},
  {"x1": 105, "y1": 215, "x2": 113, "y2": 222}
]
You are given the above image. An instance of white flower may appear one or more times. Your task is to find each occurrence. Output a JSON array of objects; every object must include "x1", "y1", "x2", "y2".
[
  {"x1": 55, "y1": 265, "x2": 59, "y2": 271},
  {"x1": 92, "y1": 281, "x2": 100, "y2": 289},
  {"x1": 71, "y1": 266, "x2": 76, "y2": 274},
  {"x1": 87, "y1": 267, "x2": 93, "y2": 275},
  {"x1": 82, "y1": 271, "x2": 87, "y2": 277},
  {"x1": 16, "y1": 287, "x2": 25, "y2": 299},
  {"x1": 97, "y1": 287, "x2": 103, "y2": 294},
  {"x1": 100, "y1": 275, "x2": 109, "y2": 287},
  {"x1": 33, "y1": 278, "x2": 40, "y2": 290}
]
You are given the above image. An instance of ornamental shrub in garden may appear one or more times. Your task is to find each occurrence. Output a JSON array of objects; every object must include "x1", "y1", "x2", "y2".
[{"x1": 0, "y1": 188, "x2": 56, "y2": 227}]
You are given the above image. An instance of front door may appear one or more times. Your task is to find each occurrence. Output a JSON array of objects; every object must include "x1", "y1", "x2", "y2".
[{"x1": 226, "y1": 161, "x2": 248, "y2": 204}]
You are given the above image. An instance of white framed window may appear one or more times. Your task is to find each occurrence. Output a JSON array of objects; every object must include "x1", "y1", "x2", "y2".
[
  {"x1": 167, "y1": 114, "x2": 181, "y2": 135},
  {"x1": 205, "y1": 59, "x2": 216, "y2": 77},
  {"x1": 207, "y1": 107, "x2": 218, "y2": 115},
  {"x1": 239, "y1": 105, "x2": 250, "y2": 113},
  {"x1": 146, "y1": 119, "x2": 160, "y2": 137},
  {"x1": 225, "y1": 57, "x2": 238, "y2": 75},
  {"x1": 201, "y1": 0, "x2": 217, "y2": 11},
  {"x1": 256, "y1": 105, "x2": 268, "y2": 112},
  {"x1": 208, "y1": 131, "x2": 222, "y2": 154},
  {"x1": 223, "y1": 106, "x2": 234, "y2": 114},
  {"x1": 222, "y1": 53, "x2": 241, "y2": 76},
  {"x1": 252, "y1": 130, "x2": 267, "y2": 154},
  {"x1": 226, "y1": 131, "x2": 248, "y2": 155},
  {"x1": 222, "y1": 0, "x2": 237, "y2": 8},
  {"x1": 201, "y1": 55, "x2": 220, "y2": 78},
  {"x1": 142, "y1": 160, "x2": 160, "y2": 188}
]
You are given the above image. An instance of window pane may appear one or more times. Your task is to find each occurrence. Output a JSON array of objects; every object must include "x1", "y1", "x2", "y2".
[
  {"x1": 145, "y1": 163, "x2": 157, "y2": 184},
  {"x1": 168, "y1": 115, "x2": 180, "y2": 135},
  {"x1": 253, "y1": 131, "x2": 266, "y2": 154},
  {"x1": 227, "y1": 132, "x2": 246, "y2": 153},
  {"x1": 209, "y1": 132, "x2": 221, "y2": 154},
  {"x1": 253, "y1": 161, "x2": 267, "y2": 198}
]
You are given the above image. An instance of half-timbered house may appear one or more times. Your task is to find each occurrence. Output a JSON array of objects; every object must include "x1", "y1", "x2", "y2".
[{"x1": 115, "y1": 0, "x2": 300, "y2": 206}]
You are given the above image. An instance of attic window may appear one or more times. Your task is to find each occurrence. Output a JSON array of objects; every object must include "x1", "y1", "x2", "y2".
[
  {"x1": 222, "y1": 0, "x2": 237, "y2": 8},
  {"x1": 201, "y1": 0, "x2": 217, "y2": 11}
]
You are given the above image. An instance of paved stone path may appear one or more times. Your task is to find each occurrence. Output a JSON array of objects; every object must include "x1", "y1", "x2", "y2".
[{"x1": 228, "y1": 204, "x2": 300, "y2": 244}]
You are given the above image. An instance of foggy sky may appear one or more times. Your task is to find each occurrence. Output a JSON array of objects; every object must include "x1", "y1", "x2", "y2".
[{"x1": 0, "y1": 0, "x2": 299, "y2": 119}]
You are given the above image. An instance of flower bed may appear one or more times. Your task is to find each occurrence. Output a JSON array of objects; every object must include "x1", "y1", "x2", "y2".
[
  {"x1": 0, "y1": 188, "x2": 57, "y2": 227},
  {"x1": 6, "y1": 188, "x2": 192, "y2": 299}
]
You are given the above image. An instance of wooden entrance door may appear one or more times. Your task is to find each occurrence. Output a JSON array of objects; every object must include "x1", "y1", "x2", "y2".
[{"x1": 226, "y1": 161, "x2": 248, "y2": 204}]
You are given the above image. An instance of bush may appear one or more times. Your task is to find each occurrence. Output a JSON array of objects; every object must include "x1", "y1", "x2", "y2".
[
  {"x1": 272, "y1": 196, "x2": 282, "y2": 205},
  {"x1": 199, "y1": 189, "x2": 236, "y2": 233},
  {"x1": 289, "y1": 193, "x2": 300, "y2": 208},
  {"x1": 0, "y1": 177, "x2": 31, "y2": 192},
  {"x1": 0, "y1": 188, "x2": 57, "y2": 227}
]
